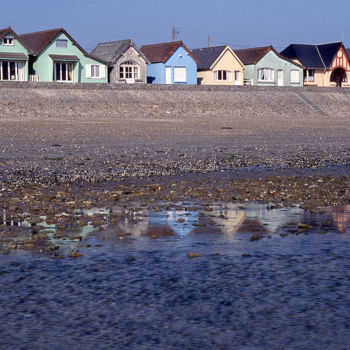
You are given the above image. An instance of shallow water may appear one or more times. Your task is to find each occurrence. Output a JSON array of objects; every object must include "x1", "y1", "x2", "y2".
[{"x1": 1, "y1": 203, "x2": 350, "y2": 349}]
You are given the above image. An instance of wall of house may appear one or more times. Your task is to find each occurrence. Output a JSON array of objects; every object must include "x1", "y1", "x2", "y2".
[
  {"x1": 0, "y1": 36, "x2": 29, "y2": 81},
  {"x1": 198, "y1": 49, "x2": 244, "y2": 85},
  {"x1": 32, "y1": 32, "x2": 107, "y2": 83},
  {"x1": 244, "y1": 50, "x2": 303, "y2": 87},
  {"x1": 111, "y1": 46, "x2": 147, "y2": 84},
  {"x1": 257, "y1": 50, "x2": 303, "y2": 86},
  {"x1": 147, "y1": 46, "x2": 197, "y2": 84},
  {"x1": 304, "y1": 69, "x2": 325, "y2": 87}
]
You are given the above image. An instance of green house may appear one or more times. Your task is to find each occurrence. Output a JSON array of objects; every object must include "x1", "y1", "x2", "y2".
[
  {"x1": 0, "y1": 27, "x2": 29, "y2": 81},
  {"x1": 234, "y1": 46, "x2": 304, "y2": 87},
  {"x1": 19, "y1": 28, "x2": 107, "y2": 83}
]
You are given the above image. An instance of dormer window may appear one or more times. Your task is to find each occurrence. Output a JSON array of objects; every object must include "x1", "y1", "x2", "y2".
[
  {"x1": 56, "y1": 39, "x2": 68, "y2": 48},
  {"x1": 3, "y1": 37, "x2": 14, "y2": 46}
]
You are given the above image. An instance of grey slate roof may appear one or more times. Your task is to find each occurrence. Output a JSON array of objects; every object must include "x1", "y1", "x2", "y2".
[
  {"x1": 91, "y1": 39, "x2": 149, "y2": 65},
  {"x1": 191, "y1": 46, "x2": 226, "y2": 70},
  {"x1": 280, "y1": 42, "x2": 343, "y2": 69}
]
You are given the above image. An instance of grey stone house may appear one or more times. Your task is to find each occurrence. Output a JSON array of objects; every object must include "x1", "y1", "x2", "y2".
[{"x1": 91, "y1": 39, "x2": 149, "y2": 83}]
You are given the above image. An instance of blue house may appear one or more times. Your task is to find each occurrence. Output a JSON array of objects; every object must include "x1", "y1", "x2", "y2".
[{"x1": 140, "y1": 41, "x2": 198, "y2": 84}]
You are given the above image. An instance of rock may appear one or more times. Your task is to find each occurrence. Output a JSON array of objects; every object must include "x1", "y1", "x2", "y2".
[
  {"x1": 250, "y1": 234, "x2": 263, "y2": 241},
  {"x1": 69, "y1": 251, "x2": 82, "y2": 258},
  {"x1": 187, "y1": 252, "x2": 200, "y2": 258},
  {"x1": 297, "y1": 223, "x2": 312, "y2": 230}
]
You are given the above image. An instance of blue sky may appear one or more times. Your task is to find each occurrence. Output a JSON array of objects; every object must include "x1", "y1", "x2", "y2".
[{"x1": 1, "y1": 0, "x2": 349, "y2": 52}]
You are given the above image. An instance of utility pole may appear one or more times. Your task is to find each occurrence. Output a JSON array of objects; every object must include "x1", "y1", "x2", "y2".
[
  {"x1": 172, "y1": 27, "x2": 179, "y2": 42},
  {"x1": 208, "y1": 36, "x2": 211, "y2": 48}
]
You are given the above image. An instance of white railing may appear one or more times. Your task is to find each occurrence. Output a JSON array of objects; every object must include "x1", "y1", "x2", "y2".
[{"x1": 29, "y1": 74, "x2": 39, "y2": 82}]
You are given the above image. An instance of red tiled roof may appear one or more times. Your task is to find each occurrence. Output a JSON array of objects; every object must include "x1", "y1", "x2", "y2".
[
  {"x1": 0, "y1": 27, "x2": 11, "y2": 40},
  {"x1": 0, "y1": 26, "x2": 29, "y2": 51},
  {"x1": 49, "y1": 54, "x2": 80, "y2": 61},
  {"x1": 234, "y1": 46, "x2": 272, "y2": 65},
  {"x1": 18, "y1": 27, "x2": 107, "y2": 64},
  {"x1": 234, "y1": 45, "x2": 304, "y2": 69},
  {"x1": 0, "y1": 52, "x2": 28, "y2": 60},
  {"x1": 140, "y1": 41, "x2": 198, "y2": 63},
  {"x1": 18, "y1": 28, "x2": 85, "y2": 56}
]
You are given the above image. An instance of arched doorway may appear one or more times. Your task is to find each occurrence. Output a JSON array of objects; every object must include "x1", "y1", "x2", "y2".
[{"x1": 330, "y1": 68, "x2": 347, "y2": 87}]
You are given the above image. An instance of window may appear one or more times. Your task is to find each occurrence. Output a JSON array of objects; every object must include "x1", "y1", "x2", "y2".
[
  {"x1": 234, "y1": 71, "x2": 241, "y2": 84},
  {"x1": 257, "y1": 68, "x2": 274, "y2": 82},
  {"x1": 54, "y1": 62, "x2": 73, "y2": 82},
  {"x1": 290, "y1": 70, "x2": 300, "y2": 84},
  {"x1": 56, "y1": 39, "x2": 68, "y2": 48},
  {"x1": 173, "y1": 67, "x2": 186, "y2": 82},
  {"x1": 0, "y1": 61, "x2": 25, "y2": 81},
  {"x1": 3, "y1": 37, "x2": 14, "y2": 46},
  {"x1": 308, "y1": 69, "x2": 314, "y2": 82},
  {"x1": 214, "y1": 70, "x2": 232, "y2": 81},
  {"x1": 91, "y1": 65, "x2": 99, "y2": 78},
  {"x1": 86, "y1": 64, "x2": 106, "y2": 79},
  {"x1": 119, "y1": 61, "x2": 139, "y2": 80}
]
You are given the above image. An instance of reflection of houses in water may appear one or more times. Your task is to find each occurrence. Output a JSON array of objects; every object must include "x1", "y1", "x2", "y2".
[
  {"x1": 332, "y1": 205, "x2": 350, "y2": 233},
  {"x1": 203, "y1": 204, "x2": 246, "y2": 235},
  {"x1": 243, "y1": 205, "x2": 303, "y2": 234},
  {"x1": 2, "y1": 209, "x2": 30, "y2": 228},
  {"x1": 158, "y1": 208, "x2": 199, "y2": 236}
]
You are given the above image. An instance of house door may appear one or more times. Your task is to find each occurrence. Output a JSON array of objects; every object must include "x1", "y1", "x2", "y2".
[
  {"x1": 234, "y1": 70, "x2": 241, "y2": 85},
  {"x1": 165, "y1": 66, "x2": 171, "y2": 84},
  {"x1": 277, "y1": 70, "x2": 283, "y2": 86}
]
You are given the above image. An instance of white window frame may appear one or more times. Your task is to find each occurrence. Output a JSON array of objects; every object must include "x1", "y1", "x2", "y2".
[
  {"x1": 56, "y1": 39, "x2": 68, "y2": 48},
  {"x1": 119, "y1": 61, "x2": 139, "y2": 80},
  {"x1": 257, "y1": 68, "x2": 274, "y2": 82},
  {"x1": 3, "y1": 37, "x2": 14, "y2": 46},
  {"x1": 91, "y1": 65, "x2": 99, "y2": 78},
  {"x1": 54, "y1": 62, "x2": 73, "y2": 82},
  {"x1": 0, "y1": 61, "x2": 22, "y2": 81},
  {"x1": 86, "y1": 64, "x2": 106, "y2": 79},
  {"x1": 173, "y1": 67, "x2": 186, "y2": 83},
  {"x1": 214, "y1": 70, "x2": 232, "y2": 81},
  {"x1": 290, "y1": 70, "x2": 300, "y2": 84}
]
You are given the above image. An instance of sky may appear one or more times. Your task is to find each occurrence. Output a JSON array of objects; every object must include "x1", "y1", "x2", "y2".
[{"x1": 1, "y1": 0, "x2": 350, "y2": 53}]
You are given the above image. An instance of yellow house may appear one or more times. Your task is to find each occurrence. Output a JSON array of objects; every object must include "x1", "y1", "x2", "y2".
[
  {"x1": 191, "y1": 45, "x2": 245, "y2": 85},
  {"x1": 281, "y1": 42, "x2": 350, "y2": 87}
]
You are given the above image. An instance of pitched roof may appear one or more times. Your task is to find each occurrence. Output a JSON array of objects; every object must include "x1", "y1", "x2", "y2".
[
  {"x1": 234, "y1": 45, "x2": 304, "y2": 69},
  {"x1": 18, "y1": 27, "x2": 107, "y2": 64},
  {"x1": 140, "y1": 41, "x2": 198, "y2": 64},
  {"x1": 233, "y1": 46, "x2": 273, "y2": 65},
  {"x1": 191, "y1": 46, "x2": 226, "y2": 70},
  {"x1": 19, "y1": 28, "x2": 73, "y2": 56},
  {"x1": 91, "y1": 39, "x2": 150, "y2": 65},
  {"x1": 0, "y1": 27, "x2": 11, "y2": 40},
  {"x1": 280, "y1": 42, "x2": 343, "y2": 69},
  {"x1": 0, "y1": 26, "x2": 29, "y2": 51}
]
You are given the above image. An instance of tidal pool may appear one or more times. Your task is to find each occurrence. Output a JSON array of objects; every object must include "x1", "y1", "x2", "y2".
[{"x1": 1, "y1": 203, "x2": 350, "y2": 349}]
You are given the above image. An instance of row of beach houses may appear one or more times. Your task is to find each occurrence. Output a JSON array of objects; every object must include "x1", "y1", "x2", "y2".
[{"x1": 1, "y1": 26, "x2": 350, "y2": 88}]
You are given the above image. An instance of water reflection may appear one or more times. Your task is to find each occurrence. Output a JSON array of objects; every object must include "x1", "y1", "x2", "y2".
[
  {"x1": 2, "y1": 202, "x2": 350, "y2": 254},
  {"x1": 332, "y1": 205, "x2": 350, "y2": 233}
]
